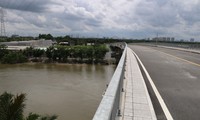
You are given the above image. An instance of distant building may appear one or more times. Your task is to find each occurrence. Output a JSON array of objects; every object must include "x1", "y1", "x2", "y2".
[
  {"x1": 166, "y1": 37, "x2": 170, "y2": 41},
  {"x1": 11, "y1": 34, "x2": 19, "y2": 38},
  {"x1": 59, "y1": 42, "x2": 69, "y2": 46},
  {"x1": 171, "y1": 37, "x2": 175, "y2": 41},
  {"x1": 87, "y1": 43, "x2": 95, "y2": 46},
  {"x1": 59, "y1": 41, "x2": 75, "y2": 46},
  {"x1": 152, "y1": 37, "x2": 167, "y2": 41},
  {"x1": 0, "y1": 39, "x2": 54, "y2": 51},
  {"x1": 152, "y1": 37, "x2": 175, "y2": 42},
  {"x1": 190, "y1": 38, "x2": 194, "y2": 42}
]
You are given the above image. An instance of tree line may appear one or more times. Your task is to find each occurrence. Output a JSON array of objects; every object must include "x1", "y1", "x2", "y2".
[
  {"x1": 45, "y1": 45, "x2": 108, "y2": 63},
  {"x1": 0, "y1": 34, "x2": 140, "y2": 44},
  {"x1": 0, "y1": 44, "x2": 109, "y2": 64}
]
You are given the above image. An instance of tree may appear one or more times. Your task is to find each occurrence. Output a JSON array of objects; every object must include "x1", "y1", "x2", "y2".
[
  {"x1": 38, "y1": 115, "x2": 57, "y2": 120},
  {"x1": 94, "y1": 45, "x2": 108, "y2": 62},
  {"x1": 55, "y1": 46, "x2": 69, "y2": 62},
  {"x1": 0, "y1": 92, "x2": 25, "y2": 120},
  {"x1": 33, "y1": 49, "x2": 44, "y2": 58},
  {"x1": 73, "y1": 46, "x2": 83, "y2": 60},
  {"x1": 46, "y1": 34, "x2": 53, "y2": 40},
  {"x1": 0, "y1": 44, "x2": 9, "y2": 60},
  {"x1": 45, "y1": 46, "x2": 54, "y2": 60},
  {"x1": 25, "y1": 113, "x2": 57, "y2": 120},
  {"x1": 0, "y1": 92, "x2": 58, "y2": 120},
  {"x1": 85, "y1": 46, "x2": 94, "y2": 62},
  {"x1": 63, "y1": 35, "x2": 71, "y2": 40},
  {"x1": 25, "y1": 113, "x2": 40, "y2": 120},
  {"x1": 38, "y1": 34, "x2": 53, "y2": 40},
  {"x1": 23, "y1": 47, "x2": 34, "y2": 58}
]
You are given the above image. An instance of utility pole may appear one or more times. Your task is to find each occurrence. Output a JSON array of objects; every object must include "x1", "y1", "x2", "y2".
[{"x1": 0, "y1": 8, "x2": 6, "y2": 39}]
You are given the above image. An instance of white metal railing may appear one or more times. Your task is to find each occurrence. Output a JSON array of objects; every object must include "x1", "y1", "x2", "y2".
[{"x1": 93, "y1": 43, "x2": 127, "y2": 120}]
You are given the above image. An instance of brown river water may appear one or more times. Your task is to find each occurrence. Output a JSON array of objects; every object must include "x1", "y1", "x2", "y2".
[{"x1": 0, "y1": 63, "x2": 115, "y2": 120}]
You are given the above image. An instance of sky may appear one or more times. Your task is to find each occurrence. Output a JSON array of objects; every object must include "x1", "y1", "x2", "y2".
[{"x1": 0, "y1": 0, "x2": 200, "y2": 41}]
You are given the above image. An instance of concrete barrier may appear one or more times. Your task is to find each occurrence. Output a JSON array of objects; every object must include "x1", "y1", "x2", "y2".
[
  {"x1": 93, "y1": 43, "x2": 127, "y2": 120},
  {"x1": 93, "y1": 44, "x2": 162, "y2": 120}
]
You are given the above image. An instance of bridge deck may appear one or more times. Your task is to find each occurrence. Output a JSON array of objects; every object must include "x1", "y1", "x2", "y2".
[
  {"x1": 121, "y1": 48, "x2": 157, "y2": 120},
  {"x1": 156, "y1": 45, "x2": 200, "y2": 54}
]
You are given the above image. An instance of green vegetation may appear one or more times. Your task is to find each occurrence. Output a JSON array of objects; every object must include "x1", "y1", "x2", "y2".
[
  {"x1": 1, "y1": 33, "x2": 200, "y2": 45},
  {"x1": 0, "y1": 92, "x2": 57, "y2": 120},
  {"x1": 0, "y1": 44, "x2": 109, "y2": 64},
  {"x1": 54, "y1": 35, "x2": 134, "y2": 45},
  {"x1": 0, "y1": 34, "x2": 123, "y2": 64},
  {"x1": 0, "y1": 44, "x2": 9, "y2": 60},
  {"x1": 38, "y1": 34, "x2": 53, "y2": 40},
  {"x1": 0, "y1": 33, "x2": 145, "y2": 44},
  {"x1": 45, "y1": 45, "x2": 109, "y2": 63},
  {"x1": 1, "y1": 52, "x2": 27, "y2": 64},
  {"x1": 0, "y1": 45, "x2": 27, "y2": 64},
  {"x1": 23, "y1": 47, "x2": 44, "y2": 59},
  {"x1": 0, "y1": 36, "x2": 34, "y2": 42}
]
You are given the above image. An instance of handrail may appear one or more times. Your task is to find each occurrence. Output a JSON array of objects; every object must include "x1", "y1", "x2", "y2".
[{"x1": 93, "y1": 43, "x2": 127, "y2": 120}]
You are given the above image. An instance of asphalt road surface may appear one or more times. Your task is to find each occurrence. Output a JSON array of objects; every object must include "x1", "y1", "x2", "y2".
[{"x1": 129, "y1": 44, "x2": 200, "y2": 120}]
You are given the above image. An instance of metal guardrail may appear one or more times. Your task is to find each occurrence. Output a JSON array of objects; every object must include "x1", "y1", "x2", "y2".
[{"x1": 93, "y1": 43, "x2": 127, "y2": 120}]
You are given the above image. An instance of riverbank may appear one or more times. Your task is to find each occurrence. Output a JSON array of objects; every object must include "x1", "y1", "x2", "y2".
[
  {"x1": 29, "y1": 57, "x2": 116, "y2": 64},
  {"x1": 1, "y1": 44, "x2": 120, "y2": 64}
]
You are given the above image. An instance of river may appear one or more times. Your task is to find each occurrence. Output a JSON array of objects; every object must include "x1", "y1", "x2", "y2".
[{"x1": 0, "y1": 63, "x2": 115, "y2": 120}]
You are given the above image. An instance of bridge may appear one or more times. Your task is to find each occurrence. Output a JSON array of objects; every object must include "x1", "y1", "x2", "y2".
[{"x1": 93, "y1": 43, "x2": 200, "y2": 120}]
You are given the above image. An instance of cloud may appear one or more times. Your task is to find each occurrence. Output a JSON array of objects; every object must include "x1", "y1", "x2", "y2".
[
  {"x1": 134, "y1": 1, "x2": 176, "y2": 26},
  {"x1": 1, "y1": 0, "x2": 200, "y2": 41},
  {"x1": 0, "y1": 0, "x2": 53, "y2": 13}
]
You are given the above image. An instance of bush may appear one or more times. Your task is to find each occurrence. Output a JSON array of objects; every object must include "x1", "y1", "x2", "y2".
[
  {"x1": 0, "y1": 44, "x2": 9, "y2": 60},
  {"x1": 33, "y1": 49, "x2": 45, "y2": 58},
  {"x1": 1, "y1": 52, "x2": 27, "y2": 64},
  {"x1": 23, "y1": 47, "x2": 34, "y2": 57},
  {"x1": 94, "y1": 45, "x2": 109, "y2": 62}
]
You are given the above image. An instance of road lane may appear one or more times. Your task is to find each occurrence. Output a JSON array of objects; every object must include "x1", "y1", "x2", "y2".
[
  {"x1": 129, "y1": 45, "x2": 200, "y2": 120},
  {"x1": 153, "y1": 46, "x2": 200, "y2": 65}
]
